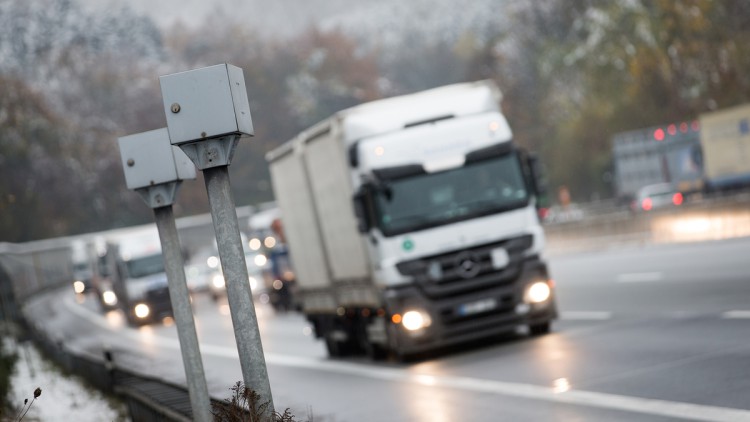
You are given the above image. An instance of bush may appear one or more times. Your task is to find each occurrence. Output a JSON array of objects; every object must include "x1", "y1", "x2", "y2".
[{"x1": 212, "y1": 382, "x2": 305, "y2": 422}]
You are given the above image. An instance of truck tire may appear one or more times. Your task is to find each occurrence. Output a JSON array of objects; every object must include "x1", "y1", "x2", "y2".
[
  {"x1": 364, "y1": 342, "x2": 389, "y2": 361},
  {"x1": 529, "y1": 321, "x2": 551, "y2": 336},
  {"x1": 325, "y1": 334, "x2": 356, "y2": 358},
  {"x1": 324, "y1": 335, "x2": 342, "y2": 357}
]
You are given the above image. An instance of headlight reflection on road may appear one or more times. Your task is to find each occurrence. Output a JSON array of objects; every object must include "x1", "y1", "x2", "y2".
[
  {"x1": 414, "y1": 374, "x2": 438, "y2": 386},
  {"x1": 653, "y1": 211, "x2": 750, "y2": 243},
  {"x1": 136, "y1": 325, "x2": 160, "y2": 354},
  {"x1": 531, "y1": 332, "x2": 575, "y2": 395},
  {"x1": 553, "y1": 377, "x2": 571, "y2": 393},
  {"x1": 74, "y1": 293, "x2": 86, "y2": 305},
  {"x1": 104, "y1": 310, "x2": 125, "y2": 328},
  {"x1": 403, "y1": 377, "x2": 455, "y2": 422}
]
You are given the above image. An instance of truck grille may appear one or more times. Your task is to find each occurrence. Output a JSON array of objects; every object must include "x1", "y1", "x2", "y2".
[
  {"x1": 145, "y1": 286, "x2": 172, "y2": 313},
  {"x1": 395, "y1": 234, "x2": 532, "y2": 299}
]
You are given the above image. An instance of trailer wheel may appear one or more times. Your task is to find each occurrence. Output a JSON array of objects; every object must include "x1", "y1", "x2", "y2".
[
  {"x1": 364, "y1": 343, "x2": 389, "y2": 361},
  {"x1": 325, "y1": 334, "x2": 356, "y2": 358},
  {"x1": 324, "y1": 336, "x2": 342, "y2": 357},
  {"x1": 529, "y1": 321, "x2": 551, "y2": 336}
]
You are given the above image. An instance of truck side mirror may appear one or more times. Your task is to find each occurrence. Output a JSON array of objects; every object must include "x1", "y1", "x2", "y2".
[
  {"x1": 526, "y1": 153, "x2": 548, "y2": 202},
  {"x1": 352, "y1": 187, "x2": 373, "y2": 233}
]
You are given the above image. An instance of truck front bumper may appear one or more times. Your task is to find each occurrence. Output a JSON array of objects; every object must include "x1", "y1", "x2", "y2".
[{"x1": 383, "y1": 256, "x2": 557, "y2": 354}]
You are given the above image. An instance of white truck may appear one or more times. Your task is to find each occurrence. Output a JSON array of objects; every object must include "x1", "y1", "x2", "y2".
[
  {"x1": 70, "y1": 239, "x2": 94, "y2": 295},
  {"x1": 102, "y1": 228, "x2": 173, "y2": 325},
  {"x1": 69, "y1": 237, "x2": 118, "y2": 312},
  {"x1": 267, "y1": 80, "x2": 556, "y2": 359}
]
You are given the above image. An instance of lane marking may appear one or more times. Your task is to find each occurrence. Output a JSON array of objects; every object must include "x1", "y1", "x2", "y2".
[
  {"x1": 61, "y1": 295, "x2": 750, "y2": 421},
  {"x1": 616, "y1": 272, "x2": 663, "y2": 283},
  {"x1": 260, "y1": 351, "x2": 750, "y2": 422},
  {"x1": 560, "y1": 311, "x2": 612, "y2": 321},
  {"x1": 722, "y1": 310, "x2": 750, "y2": 319}
]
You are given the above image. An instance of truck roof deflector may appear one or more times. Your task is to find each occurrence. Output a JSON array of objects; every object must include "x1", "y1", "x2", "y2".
[{"x1": 423, "y1": 155, "x2": 466, "y2": 173}]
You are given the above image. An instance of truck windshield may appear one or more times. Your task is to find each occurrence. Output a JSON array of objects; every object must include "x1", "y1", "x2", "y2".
[
  {"x1": 374, "y1": 152, "x2": 529, "y2": 236},
  {"x1": 125, "y1": 254, "x2": 165, "y2": 279}
]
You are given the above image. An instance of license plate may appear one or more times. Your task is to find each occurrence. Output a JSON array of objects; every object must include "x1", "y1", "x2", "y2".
[{"x1": 457, "y1": 298, "x2": 497, "y2": 316}]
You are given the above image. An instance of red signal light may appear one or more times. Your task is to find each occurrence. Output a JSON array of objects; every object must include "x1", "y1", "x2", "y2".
[
  {"x1": 667, "y1": 124, "x2": 677, "y2": 135},
  {"x1": 691, "y1": 121, "x2": 700, "y2": 131},
  {"x1": 680, "y1": 122, "x2": 688, "y2": 133},
  {"x1": 654, "y1": 128, "x2": 665, "y2": 141},
  {"x1": 672, "y1": 192, "x2": 683, "y2": 206},
  {"x1": 641, "y1": 198, "x2": 653, "y2": 211}
]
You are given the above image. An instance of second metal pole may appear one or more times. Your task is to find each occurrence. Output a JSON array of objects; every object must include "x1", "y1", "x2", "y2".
[
  {"x1": 203, "y1": 165, "x2": 274, "y2": 414},
  {"x1": 153, "y1": 205, "x2": 213, "y2": 422}
]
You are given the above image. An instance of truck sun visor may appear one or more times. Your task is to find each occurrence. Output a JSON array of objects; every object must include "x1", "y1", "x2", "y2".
[
  {"x1": 465, "y1": 141, "x2": 515, "y2": 163},
  {"x1": 372, "y1": 164, "x2": 426, "y2": 181},
  {"x1": 404, "y1": 114, "x2": 455, "y2": 128}
]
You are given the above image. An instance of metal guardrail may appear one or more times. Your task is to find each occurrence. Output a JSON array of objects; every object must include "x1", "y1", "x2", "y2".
[
  {"x1": 544, "y1": 191, "x2": 750, "y2": 255},
  {"x1": 22, "y1": 320, "x2": 245, "y2": 422}
]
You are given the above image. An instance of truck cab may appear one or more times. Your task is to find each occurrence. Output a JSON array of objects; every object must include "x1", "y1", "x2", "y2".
[
  {"x1": 104, "y1": 229, "x2": 173, "y2": 325},
  {"x1": 350, "y1": 99, "x2": 554, "y2": 355}
]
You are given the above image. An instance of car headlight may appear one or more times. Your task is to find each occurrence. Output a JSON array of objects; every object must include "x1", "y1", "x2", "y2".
[
  {"x1": 525, "y1": 281, "x2": 552, "y2": 304},
  {"x1": 254, "y1": 254, "x2": 267, "y2": 267},
  {"x1": 398, "y1": 310, "x2": 432, "y2": 331},
  {"x1": 102, "y1": 290, "x2": 118, "y2": 306},
  {"x1": 134, "y1": 303, "x2": 150, "y2": 319},
  {"x1": 212, "y1": 274, "x2": 225, "y2": 288},
  {"x1": 73, "y1": 281, "x2": 85, "y2": 294}
]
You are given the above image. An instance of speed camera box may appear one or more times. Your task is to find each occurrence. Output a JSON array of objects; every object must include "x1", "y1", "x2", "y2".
[
  {"x1": 118, "y1": 128, "x2": 196, "y2": 190},
  {"x1": 159, "y1": 63, "x2": 254, "y2": 146}
]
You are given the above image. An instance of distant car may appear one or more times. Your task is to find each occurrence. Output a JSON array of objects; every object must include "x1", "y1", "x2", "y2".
[
  {"x1": 184, "y1": 263, "x2": 215, "y2": 293},
  {"x1": 632, "y1": 183, "x2": 684, "y2": 212},
  {"x1": 208, "y1": 251, "x2": 270, "y2": 302}
]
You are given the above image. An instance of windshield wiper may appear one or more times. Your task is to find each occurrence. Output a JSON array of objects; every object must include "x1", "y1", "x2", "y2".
[
  {"x1": 388, "y1": 213, "x2": 435, "y2": 226},
  {"x1": 460, "y1": 198, "x2": 527, "y2": 216}
]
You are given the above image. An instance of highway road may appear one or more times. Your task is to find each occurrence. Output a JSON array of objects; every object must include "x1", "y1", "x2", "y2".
[{"x1": 25, "y1": 236, "x2": 750, "y2": 421}]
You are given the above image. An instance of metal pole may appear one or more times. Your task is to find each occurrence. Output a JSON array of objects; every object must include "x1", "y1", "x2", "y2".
[
  {"x1": 153, "y1": 205, "x2": 213, "y2": 422},
  {"x1": 203, "y1": 165, "x2": 274, "y2": 414}
]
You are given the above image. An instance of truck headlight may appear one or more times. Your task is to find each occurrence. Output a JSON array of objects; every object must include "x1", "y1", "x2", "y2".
[
  {"x1": 400, "y1": 310, "x2": 432, "y2": 331},
  {"x1": 73, "y1": 281, "x2": 85, "y2": 294},
  {"x1": 254, "y1": 254, "x2": 267, "y2": 267},
  {"x1": 212, "y1": 274, "x2": 225, "y2": 288},
  {"x1": 525, "y1": 281, "x2": 551, "y2": 304},
  {"x1": 102, "y1": 290, "x2": 118, "y2": 306},
  {"x1": 134, "y1": 303, "x2": 150, "y2": 319}
]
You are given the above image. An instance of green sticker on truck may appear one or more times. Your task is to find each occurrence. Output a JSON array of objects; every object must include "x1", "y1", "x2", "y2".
[{"x1": 402, "y1": 238, "x2": 414, "y2": 251}]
